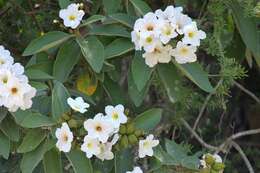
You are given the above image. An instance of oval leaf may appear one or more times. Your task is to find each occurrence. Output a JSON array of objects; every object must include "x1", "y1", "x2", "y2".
[
  {"x1": 174, "y1": 62, "x2": 214, "y2": 93},
  {"x1": 129, "y1": 0, "x2": 152, "y2": 16},
  {"x1": 77, "y1": 36, "x2": 105, "y2": 73},
  {"x1": 0, "y1": 132, "x2": 10, "y2": 159},
  {"x1": 53, "y1": 40, "x2": 81, "y2": 82},
  {"x1": 109, "y1": 13, "x2": 136, "y2": 28},
  {"x1": 81, "y1": 15, "x2": 105, "y2": 27},
  {"x1": 25, "y1": 68, "x2": 54, "y2": 80},
  {"x1": 131, "y1": 51, "x2": 152, "y2": 91},
  {"x1": 114, "y1": 148, "x2": 134, "y2": 173},
  {"x1": 43, "y1": 148, "x2": 63, "y2": 173},
  {"x1": 89, "y1": 25, "x2": 131, "y2": 38},
  {"x1": 0, "y1": 116, "x2": 20, "y2": 142},
  {"x1": 134, "y1": 108, "x2": 162, "y2": 132},
  {"x1": 105, "y1": 38, "x2": 134, "y2": 59},
  {"x1": 18, "y1": 129, "x2": 46, "y2": 153},
  {"x1": 66, "y1": 149, "x2": 93, "y2": 173},
  {"x1": 23, "y1": 31, "x2": 72, "y2": 56}
]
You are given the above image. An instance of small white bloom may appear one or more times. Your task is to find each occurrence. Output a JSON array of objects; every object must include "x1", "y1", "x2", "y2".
[
  {"x1": 143, "y1": 43, "x2": 173, "y2": 67},
  {"x1": 96, "y1": 142, "x2": 114, "y2": 161},
  {"x1": 159, "y1": 21, "x2": 178, "y2": 44},
  {"x1": 213, "y1": 154, "x2": 223, "y2": 163},
  {"x1": 170, "y1": 13, "x2": 192, "y2": 34},
  {"x1": 55, "y1": 123, "x2": 74, "y2": 152},
  {"x1": 84, "y1": 113, "x2": 114, "y2": 143},
  {"x1": 0, "y1": 45, "x2": 14, "y2": 67},
  {"x1": 199, "y1": 160, "x2": 207, "y2": 168},
  {"x1": 126, "y1": 166, "x2": 143, "y2": 173},
  {"x1": 182, "y1": 22, "x2": 206, "y2": 46},
  {"x1": 59, "y1": 3, "x2": 85, "y2": 29},
  {"x1": 140, "y1": 12, "x2": 160, "y2": 35},
  {"x1": 105, "y1": 104, "x2": 127, "y2": 128},
  {"x1": 67, "y1": 97, "x2": 90, "y2": 113},
  {"x1": 140, "y1": 32, "x2": 160, "y2": 53},
  {"x1": 131, "y1": 31, "x2": 142, "y2": 50},
  {"x1": 138, "y1": 134, "x2": 159, "y2": 158},
  {"x1": 155, "y1": 5, "x2": 183, "y2": 22},
  {"x1": 171, "y1": 41, "x2": 197, "y2": 64},
  {"x1": 81, "y1": 136, "x2": 101, "y2": 158}
]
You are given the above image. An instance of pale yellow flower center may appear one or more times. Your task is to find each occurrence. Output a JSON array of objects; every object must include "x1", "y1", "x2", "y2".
[
  {"x1": 180, "y1": 47, "x2": 189, "y2": 55},
  {"x1": 146, "y1": 37, "x2": 153, "y2": 43},
  {"x1": 112, "y1": 112, "x2": 119, "y2": 120},
  {"x1": 188, "y1": 31, "x2": 195, "y2": 38},
  {"x1": 87, "y1": 143, "x2": 92, "y2": 148},
  {"x1": 69, "y1": 15, "x2": 76, "y2": 21},
  {"x1": 61, "y1": 132, "x2": 68, "y2": 142}
]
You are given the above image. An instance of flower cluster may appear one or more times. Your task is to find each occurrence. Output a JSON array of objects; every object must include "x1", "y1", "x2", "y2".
[
  {"x1": 59, "y1": 3, "x2": 85, "y2": 29},
  {"x1": 0, "y1": 45, "x2": 36, "y2": 112},
  {"x1": 56, "y1": 97, "x2": 159, "y2": 170},
  {"x1": 199, "y1": 153, "x2": 225, "y2": 173},
  {"x1": 131, "y1": 6, "x2": 206, "y2": 67}
]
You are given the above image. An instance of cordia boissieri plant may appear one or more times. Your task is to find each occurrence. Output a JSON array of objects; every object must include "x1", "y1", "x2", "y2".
[{"x1": 1, "y1": 0, "x2": 259, "y2": 172}]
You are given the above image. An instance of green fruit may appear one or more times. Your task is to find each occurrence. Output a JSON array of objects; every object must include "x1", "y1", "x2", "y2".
[
  {"x1": 62, "y1": 113, "x2": 71, "y2": 121},
  {"x1": 120, "y1": 135, "x2": 129, "y2": 148},
  {"x1": 126, "y1": 123, "x2": 135, "y2": 134},
  {"x1": 134, "y1": 129, "x2": 143, "y2": 137},
  {"x1": 212, "y1": 162, "x2": 225, "y2": 171},
  {"x1": 68, "y1": 119, "x2": 78, "y2": 128},
  {"x1": 128, "y1": 134, "x2": 138, "y2": 145},
  {"x1": 119, "y1": 125, "x2": 127, "y2": 134}
]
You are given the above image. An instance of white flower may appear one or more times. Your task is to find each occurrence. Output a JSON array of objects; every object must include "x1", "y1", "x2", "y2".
[
  {"x1": 59, "y1": 3, "x2": 85, "y2": 29},
  {"x1": 155, "y1": 5, "x2": 183, "y2": 22},
  {"x1": 213, "y1": 154, "x2": 223, "y2": 163},
  {"x1": 105, "y1": 104, "x2": 127, "y2": 128},
  {"x1": 81, "y1": 136, "x2": 101, "y2": 158},
  {"x1": 140, "y1": 12, "x2": 160, "y2": 35},
  {"x1": 55, "y1": 123, "x2": 73, "y2": 152},
  {"x1": 140, "y1": 32, "x2": 160, "y2": 53},
  {"x1": 182, "y1": 22, "x2": 206, "y2": 46},
  {"x1": 170, "y1": 13, "x2": 192, "y2": 34},
  {"x1": 96, "y1": 142, "x2": 114, "y2": 161},
  {"x1": 67, "y1": 97, "x2": 90, "y2": 113},
  {"x1": 199, "y1": 160, "x2": 207, "y2": 168},
  {"x1": 0, "y1": 45, "x2": 14, "y2": 67},
  {"x1": 131, "y1": 31, "x2": 142, "y2": 50},
  {"x1": 126, "y1": 167, "x2": 143, "y2": 173},
  {"x1": 143, "y1": 43, "x2": 173, "y2": 67},
  {"x1": 138, "y1": 134, "x2": 159, "y2": 158},
  {"x1": 84, "y1": 113, "x2": 114, "y2": 143},
  {"x1": 171, "y1": 41, "x2": 197, "y2": 64},
  {"x1": 159, "y1": 21, "x2": 178, "y2": 44}
]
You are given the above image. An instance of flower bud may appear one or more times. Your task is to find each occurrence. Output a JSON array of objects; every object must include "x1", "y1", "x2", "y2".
[
  {"x1": 126, "y1": 123, "x2": 135, "y2": 134},
  {"x1": 212, "y1": 162, "x2": 225, "y2": 171},
  {"x1": 120, "y1": 135, "x2": 129, "y2": 148},
  {"x1": 205, "y1": 154, "x2": 215, "y2": 166},
  {"x1": 119, "y1": 125, "x2": 127, "y2": 134},
  {"x1": 68, "y1": 119, "x2": 78, "y2": 128},
  {"x1": 128, "y1": 134, "x2": 138, "y2": 145},
  {"x1": 134, "y1": 129, "x2": 143, "y2": 137}
]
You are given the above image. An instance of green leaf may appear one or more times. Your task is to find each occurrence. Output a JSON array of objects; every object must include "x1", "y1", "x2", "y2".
[
  {"x1": 134, "y1": 108, "x2": 162, "y2": 132},
  {"x1": 52, "y1": 81, "x2": 70, "y2": 121},
  {"x1": 157, "y1": 64, "x2": 184, "y2": 103},
  {"x1": 165, "y1": 139, "x2": 199, "y2": 170},
  {"x1": 43, "y1": 148, "x2": 62, "y2": 173},
  {"x1": 153, "y1": 145, "x2": 178, "y2": 166},
  {"x1": 29, "y1": 81, "x2": 49, "y2": 91},
  {"x1": 12, "y1": 110, "x2": 56, "y2": 128},
  {"x1": 20, "y1": 139, "x2": 55, "y2": 173},
  {"x1": 66, "y1": 149, "x2": 93, "y2": 173},
  {"x1": 105, "y1": 38, "x2": 134, "y2": 59},
  {"x1": 129, "y1": 0, "x2": 152, "y2": 16},
  {"x1": 0, "y1": 107, "x2": 7, "y2": 123},
  {"x1": 58, "y1": 0, "x2": 71, "y2": 8},
  {"x1": 25, "y1": 68, "x2": 54, "y2": 80},
  {"x1": 89, "y1": 25, "x2": 131, "y2": 38},
  {"x1": 102, "y1": 0, "x2": 122, "y2": 14},
  {"x1": 131, "y1": 51, "x2": 152, "y2": 91},
  {"x1": 23, "y1": 31, "x2": 72, "y2": 56},
  {"x1": 0, "y1": 116, "x2": 20, "y2": 142},
  {"x1": 53, "y1": 40, "x2": 81, "y2": 82},
  {"x1": 109, "y1": 13, "x2": 136, "y2": 28},
  {"x1": 81, "y1": 15, "x2": 105, "y2": 26},
  {"x1": 128, "y1": 68, "x2": 150, "y2": 107},
  {"x1": 174, "y1": 62, "x2": 214, "y2": 93},
  {"x1": 228, "y1": 0, "x2": 260, "y2": 60},
  {"x1": 18, "y1": 129, "x2": 46, "y2": 153},
  {"x1": 114, "y1": 148, "x2": 134, "y2": 173},
  {"x1": 0, "y1": 131, "x2": 10, "y2": 159},
  {"x1": 77, "y1": 36, "x2": 105, "y2": 73}
]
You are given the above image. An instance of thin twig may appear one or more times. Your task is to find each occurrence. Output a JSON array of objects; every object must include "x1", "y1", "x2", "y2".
[
  {"x1": 231, "y1": 141, "x2": 255, "y2": 173},
  {"x1": 192, "y1": 79, "x2": 223, "y2": 132},
  {"x1": 229, "y1": 128, "x2": 260, "y2": 141},
  {"x1": 234, "y1": 81, "x2": 260, "y2": 103}
]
